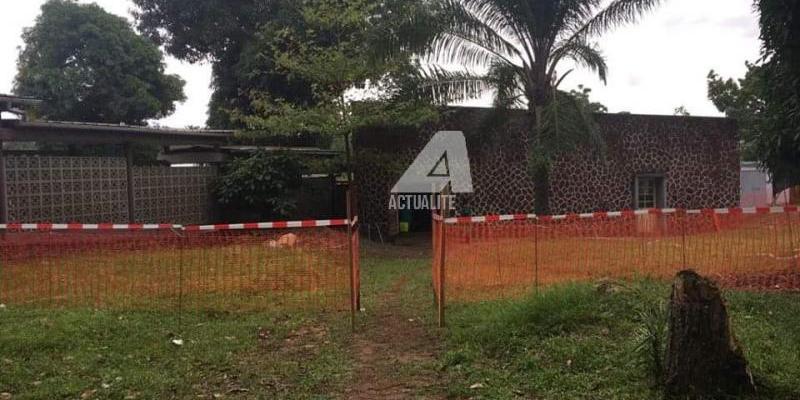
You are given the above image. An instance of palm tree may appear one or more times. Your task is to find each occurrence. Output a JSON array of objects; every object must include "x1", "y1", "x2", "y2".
[{"x1": 385, "y1": 0, "x2": 663, "y2": 213}]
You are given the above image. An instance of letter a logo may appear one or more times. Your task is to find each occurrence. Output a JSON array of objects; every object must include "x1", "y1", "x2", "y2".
[{"x1": 392, "y1": 131, "x2": 473, "y2": 194}]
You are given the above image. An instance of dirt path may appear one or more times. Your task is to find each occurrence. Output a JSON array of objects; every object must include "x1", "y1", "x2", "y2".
[{"x1": 344, "y1": 274, "x2": 444, "y2": 399}]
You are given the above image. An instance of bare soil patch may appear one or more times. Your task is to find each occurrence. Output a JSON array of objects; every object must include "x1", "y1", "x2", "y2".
[{"x1": 345, "y1": 276, "x2": 444, "y2": 399}]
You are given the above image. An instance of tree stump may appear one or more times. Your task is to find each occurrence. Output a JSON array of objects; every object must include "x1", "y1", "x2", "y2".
[{"x1": 664, "y1": 270, "x2": 755, "y2": 397}]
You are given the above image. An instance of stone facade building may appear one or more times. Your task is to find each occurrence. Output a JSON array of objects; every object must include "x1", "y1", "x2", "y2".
[{"x1": 354, "y1": 107, "x2": 740, "y2": 237}]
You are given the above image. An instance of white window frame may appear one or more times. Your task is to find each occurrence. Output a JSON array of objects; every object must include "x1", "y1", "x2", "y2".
[{"x1": 634, "y1": 174, "x2": 667, "y2": 209}]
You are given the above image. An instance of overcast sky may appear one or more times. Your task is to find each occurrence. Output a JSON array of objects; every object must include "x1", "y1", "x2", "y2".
[{"x1": 0, "y1": 0, "x2": 761, "y2": 128}]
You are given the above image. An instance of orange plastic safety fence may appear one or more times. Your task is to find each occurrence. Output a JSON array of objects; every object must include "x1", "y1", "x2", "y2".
[
  {"x1": 0, "y1": 223, "x2": 357, "y2": 312},
  {"x1": 435, "y1": 209, "x2": 800, "y2": 303}
]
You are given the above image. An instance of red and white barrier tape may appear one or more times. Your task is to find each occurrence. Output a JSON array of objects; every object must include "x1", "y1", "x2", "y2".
[
  {"x1": 444, "y1": 206, "x2": 800, "y2": 225},
  {"x1": 184, "y1": 219, "x2": 351, "y2": 231},
  {"x1": 0, "y1": 218, "x2": 356, "y2": 232},
  {"x1": 0, "y1": 223, "x2": 182, "y2": 231}
]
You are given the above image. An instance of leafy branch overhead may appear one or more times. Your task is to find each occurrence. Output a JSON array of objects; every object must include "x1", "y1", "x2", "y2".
[{"x1": 216, "y1": 0, "x2": 441, "y2": 141}]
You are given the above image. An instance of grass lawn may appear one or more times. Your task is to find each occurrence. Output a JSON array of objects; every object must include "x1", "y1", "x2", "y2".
[
  {"x1": 1, "y1": 246, "x2": 799, "y2": 399},
  {"x1": 443, "y1": 280, "x2": 800, "y2": 399},
  {"x1": 0, "y1": 309, "x2": 352, "y2": 399}
]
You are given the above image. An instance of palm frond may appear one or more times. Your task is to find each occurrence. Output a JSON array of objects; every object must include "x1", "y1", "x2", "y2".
[
  {"x1": 537, "y1": 89, "x2": 605, "y2": 157},
  {"x1": 460, "y1": 0, "x2": 531, "y2": 40},
  {"x1": 485, "y1": 61, "x2": 526, "y2": 108},
  {"x1": 571, "y1": 0, "x2": 662, "y2": 38},
  {"x1": 415, "y1": 65, "x2": 492, "y2": 105},
  {"x1": 555, "y1": 0, "x2": 603, "y2": 40},
  {"x1": 428, "y1": 32, "x2": 515, "y2": 69},
  {"x1": 365, "y1": 0, "x2": 444, "y2": 62},
  {"x1": 429, "y1": 0, "x2": 523, "y2": 67},
  {"x1": 550, "y1": 39, "x2": 608, "y2": 85}
]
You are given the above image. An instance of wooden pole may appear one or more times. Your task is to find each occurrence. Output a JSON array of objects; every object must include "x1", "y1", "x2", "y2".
[
  {"x1": 0, "y1": 140, "x2": 8, "y2": 224},
  {"x1": 786, "y1": 209, "x2": 798, "y2": 271},
  {"x1": 125, "y1": 144, "x2": 135, "y2": 223},
  {"x1": 680, "y1": 210, "x2": 688, "y2": 268},
  {"x1": 438, "y1": 192, "x2": 448, "y2": 328},
  {"x1": 534, "y1": 216, "x2": 540, "y2": 293},
  {"x1": 346, "y1": 188, "x2": 356, "y2": 331}
]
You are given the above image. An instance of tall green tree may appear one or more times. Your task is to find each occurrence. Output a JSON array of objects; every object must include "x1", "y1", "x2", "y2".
[
  {"x1": 707, "y1": 63, "x2": 766, "y2": 161},
  {"x1": 133, "y1": 0, "x2": 436, "y2": 133},
  {"x1": 755, "y1": 0, "x2": 800, "y2": 192},
  {"x1": 709, "y1": 1, "x2": 800, "y2": 192},
  {"x1": 383, "y1": 0, "x2": 662, "y2": 213},
  {"x1": 133, "y1": 0, "x2": 317, "y2": 128},
  {"x1": 15, "y1": 0, "x2": 185, "y2": 125},
  {"x1": 230, "y1": 0, "x2": 438, "y2": 180}
]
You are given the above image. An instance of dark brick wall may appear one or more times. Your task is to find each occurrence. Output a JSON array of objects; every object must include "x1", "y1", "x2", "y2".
[
  {"x1": 550, "y1": 113, "x2": 740, "y2": 213},
  {"x1": 354, "y1": 108, "x2": 740, "y2": 236}
]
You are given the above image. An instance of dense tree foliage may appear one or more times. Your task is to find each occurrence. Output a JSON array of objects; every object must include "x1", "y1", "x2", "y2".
[
  {"x1": 135, "y1": 0, "x2": 438, "y2": 182},
  {"x1": 755, "y1": 0, "x2": 800, "y2": 191},
  {"x1": 15, "y1": 0, "x2": 185, "y2": 125},
  {"x1": 707, "y1": 64, "x2": 765, "y2": 161},
  {"x1": 133, "y1": 0, "x2": 323, "y2": 128},
  {"x1": 216, "y1": 151, "x2": 305, "y2": 220},
  {"x1": 234, "y1": 1, "x2": 438, "y2": 176},
  {"x1": 708, "y1": 1, "x2": 800, "y2": 191}
]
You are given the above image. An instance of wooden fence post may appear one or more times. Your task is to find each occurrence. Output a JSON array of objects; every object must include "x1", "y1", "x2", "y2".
[
  {"x1": 438, "y1": 192, "x2": 449, "y2": 328},
  {"x1": 346, "y1": 188, "x2": 356, "y2": 331},
  {"x1": 786, "y1": 208, "x2": 799, "y2": 271},
  {"x1": 680, "y1": 209, "x2": 688, "y2": 268},
  {"x1": 534, "y1": 216, "x2": 540, "y2": 293}
]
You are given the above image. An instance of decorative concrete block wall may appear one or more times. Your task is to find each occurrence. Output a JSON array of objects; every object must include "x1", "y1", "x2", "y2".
[
  {"x1": 3, "y1": 155, "x2": 217, "y2": 224},
  {"x1": 133, "y1": 165, "x2": 217, "y2": 224},
  {"x1": 5, "y1": 156, "x2": 129, "y2": 222}
]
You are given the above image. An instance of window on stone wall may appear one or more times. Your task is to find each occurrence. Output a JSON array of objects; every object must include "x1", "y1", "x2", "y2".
[{"x1": 635, "y1": 175, "x2": 666, "y2": 209}]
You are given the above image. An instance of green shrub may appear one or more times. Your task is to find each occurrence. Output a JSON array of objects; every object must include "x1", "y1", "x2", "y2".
[{"x1": 216, "y1": 150, "x2": 305, "y2": 220}]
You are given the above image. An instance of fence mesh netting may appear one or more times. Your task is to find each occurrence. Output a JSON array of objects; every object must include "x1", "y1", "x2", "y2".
[
  {"x1": 0, "y1": 221, "x2": 358, "y2": 312},
  {"x1": 434, "y1": 208, "x2": 800, "y2": 303}
]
